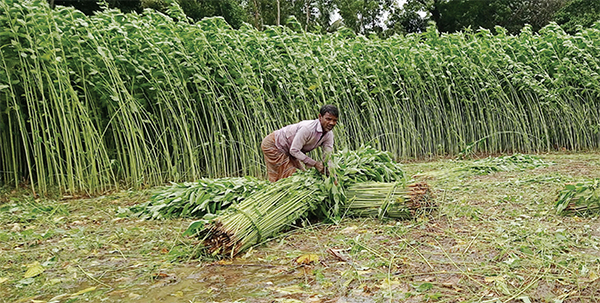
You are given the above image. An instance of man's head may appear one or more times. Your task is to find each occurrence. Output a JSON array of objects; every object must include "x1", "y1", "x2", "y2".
[{"x1": 318, "y1": 104, "x2": 338, "y2": 133}]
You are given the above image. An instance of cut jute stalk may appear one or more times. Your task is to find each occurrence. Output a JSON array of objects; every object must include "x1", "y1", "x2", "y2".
[
  {"x1": 202, "y1": 174, "x2": 324, "y2": 257},
  {"x1": 203, "y1": 180, "x2": 435, "y2": 257},
  {"x1": 555, "y1": 179, "x2": 600, "y2": 215},
  {"x1": 344, "y1": 182, "x2": 436, "y2": 219}
]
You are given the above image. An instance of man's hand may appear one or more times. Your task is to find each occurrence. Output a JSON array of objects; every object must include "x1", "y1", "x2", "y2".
[{"x1": 315, "y1": 161, "x2": 325, "y2": 174}]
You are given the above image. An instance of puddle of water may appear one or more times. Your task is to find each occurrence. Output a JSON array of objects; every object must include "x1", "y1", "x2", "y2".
[{"x1": 106, "y1": 263, "x2": 315, "y2": 302}]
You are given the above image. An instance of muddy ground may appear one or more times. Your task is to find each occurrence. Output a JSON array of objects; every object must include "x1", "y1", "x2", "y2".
[{"x1": 1, "y1": 151, "x2": 600, "y2": 303}]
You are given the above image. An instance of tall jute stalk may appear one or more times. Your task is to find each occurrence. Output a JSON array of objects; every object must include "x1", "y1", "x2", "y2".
[{"x1": 2, "y1": 1, "x2": 600, "y2": 194}]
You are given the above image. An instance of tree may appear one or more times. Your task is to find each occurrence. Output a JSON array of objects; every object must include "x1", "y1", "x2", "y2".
[
  {"x1": 49, "y1": 0, "x2": 248, "y2": 29},
  {"x1": 518, "y1": 0, "x2": 569, "y2": 32},
  {"x1": 50, "y1": 0, "x2": 141, "y2": 14},
  {"x1": 242, "y1": 0, "x2": 335, "y2": 33},
  {"x1": 395, "y1": 0, "x2": 569, "y2": 35},
  {"x1": 553, "y1": 0, "x2": 600, "y2": 34},
  {"x1": 334, "y1": 0, "x2": 394, "y2": 35},
  {"x1": 386, "y1": 0, "x2": 437, "y2": 34},
  {"x1": 176, "y1": 0, "x2": 247, "y2": 28}
]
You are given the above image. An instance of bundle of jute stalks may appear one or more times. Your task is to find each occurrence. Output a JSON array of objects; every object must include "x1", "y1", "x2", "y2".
[
  {"x1": 344, "y1": 181, "x2": 435, "y2": 219},
  {"x1": 202, "y1": 172, "x2": 324, "y2": 257},
  {"x1": 200, "y1": 146, "x2": 435, "y2": 257}
]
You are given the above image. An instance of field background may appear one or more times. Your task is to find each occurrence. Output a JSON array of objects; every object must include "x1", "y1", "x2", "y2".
[
  {"x1": 1, "y1": 152, "x2": 599, "y2": 302},
  {"x1": 2, "y1": 1, "x2": 600, "y2": 302}
]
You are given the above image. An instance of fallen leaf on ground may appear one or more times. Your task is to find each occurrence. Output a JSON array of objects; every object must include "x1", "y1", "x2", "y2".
[
  {"x1": 173, "y1": 291, "x2": 183, "y2": 297},
  {"x1": 24, "y1": 262, "x2": 45, "y2": 278},
  {"x1": 296, "y1": 254, "x2": 319, "y2": 265},
  {"x1": 484, "y1": 276, "x2": 505, "y2": 283},
  {"x1": 341, "y1": 226, "x2": 357, "y2": 234},
  {"x1": 379, "y1": 278, "x2": 401, "y2": 289},
  {"x1": 588, "y1": 271, "x2": 599, "y2": 282},
  {"x1": 0, "y1": 277, "x2": 8, "y2": 284}
]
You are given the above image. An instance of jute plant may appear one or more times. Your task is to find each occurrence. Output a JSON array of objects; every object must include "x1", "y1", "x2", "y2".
[{"x1": 2, "y1": 0, "x2": 600, "y2": 195}]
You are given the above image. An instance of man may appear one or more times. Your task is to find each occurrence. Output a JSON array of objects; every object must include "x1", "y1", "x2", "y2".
[{"x1": 261, "y1": 104, "x2": 339, "y2": 182}]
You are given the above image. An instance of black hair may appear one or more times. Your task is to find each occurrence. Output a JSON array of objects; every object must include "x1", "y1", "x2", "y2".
[{"x1": 319, "y1": 104, "x2": 339, "y2": 118}]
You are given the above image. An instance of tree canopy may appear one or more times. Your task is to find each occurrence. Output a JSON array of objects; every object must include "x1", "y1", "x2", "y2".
[
  {"x1": 47, "y1": 0, "x2": 600, "y2": 36},
  {"x1": 554, "y1": 0, "x2": 600, "y2": 34}
]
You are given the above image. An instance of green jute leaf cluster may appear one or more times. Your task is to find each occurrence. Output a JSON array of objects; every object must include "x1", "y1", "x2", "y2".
[
  {"x1": 132, "y1": 177, "x2": 268, "y2": 220},
  {"x1": 555, "y1": 179, "x2": 600, "y2": 216}
]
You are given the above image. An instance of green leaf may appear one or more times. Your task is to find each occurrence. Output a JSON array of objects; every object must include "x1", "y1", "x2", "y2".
[{"x1": 183, "y1": 220, "x2": 205, "y2": 236}]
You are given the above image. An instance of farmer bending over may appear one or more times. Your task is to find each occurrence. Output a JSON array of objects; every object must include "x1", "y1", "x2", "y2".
[{"x1": 261, "y1": 104, "x2": 339, "y2": 182}]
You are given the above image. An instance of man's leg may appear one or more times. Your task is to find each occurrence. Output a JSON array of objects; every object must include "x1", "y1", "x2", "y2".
[{"x1": 261, "y1": 133, "x2": 298, "y2": 182}]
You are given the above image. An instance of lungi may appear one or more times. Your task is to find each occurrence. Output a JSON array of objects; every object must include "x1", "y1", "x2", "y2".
[{"x1": 261, "y1": 132, "x2": 303, "y2": 182}]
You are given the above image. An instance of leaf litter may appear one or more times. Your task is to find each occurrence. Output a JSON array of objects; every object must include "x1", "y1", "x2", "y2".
[{"x1": 1, "y1": 152, "x2": 600, "y2": 302}]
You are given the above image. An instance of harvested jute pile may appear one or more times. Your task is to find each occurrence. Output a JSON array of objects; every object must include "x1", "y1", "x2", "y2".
[
  {"x1": 555, "y1": 179, "x2": 600, "y2": 215},
  {"x1": 202, "y1": 173, "x2": 323, "y2": 256},
  {"x1": 200, "y1": 146, "x2": 436, "y2": 257}
]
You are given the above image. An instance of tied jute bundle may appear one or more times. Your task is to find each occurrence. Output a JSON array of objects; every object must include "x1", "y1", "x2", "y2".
[{"x1": 344, "y1": 181, "x2": 435, "y2": 219}]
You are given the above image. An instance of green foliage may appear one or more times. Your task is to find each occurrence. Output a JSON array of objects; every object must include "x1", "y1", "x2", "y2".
[
  {"x1": 334, "y1": 0, "x2": 394, "y2": 35},
  {"x1": 244, "y1": 0, "x2": 336, "y2": 32},
  {"x1": 460, "y1": 154, "x2": 552, "y2": 175},
  {"x1": 51, "y1": 0, "x2": 142, "y2": 15},
  {"x1": 555, "y1": 179, "x2": 600, "y2": 215},
  {"x1": 385, "y1": 0, "x2": 428, "y2": 35},
  {"x1": 399, "y1": 0, "x2": 569, "y2": 35},
  {"x1": 133, "y1": 177, "x2": 268, "y2": 220},
  {"x1": 331, "y1": 146, "x2": 405, "y2": 184},
  {"x1": 141, "y1": 0, "x2": 248, "y2": 28},
  {"x1": 437, "y1": 0, "x2": 568, "y2": 34}
]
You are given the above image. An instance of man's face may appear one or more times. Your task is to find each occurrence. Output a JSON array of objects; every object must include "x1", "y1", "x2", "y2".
[{"x1": 318, "y1": 112, "x2": 338, "y2": 133}]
